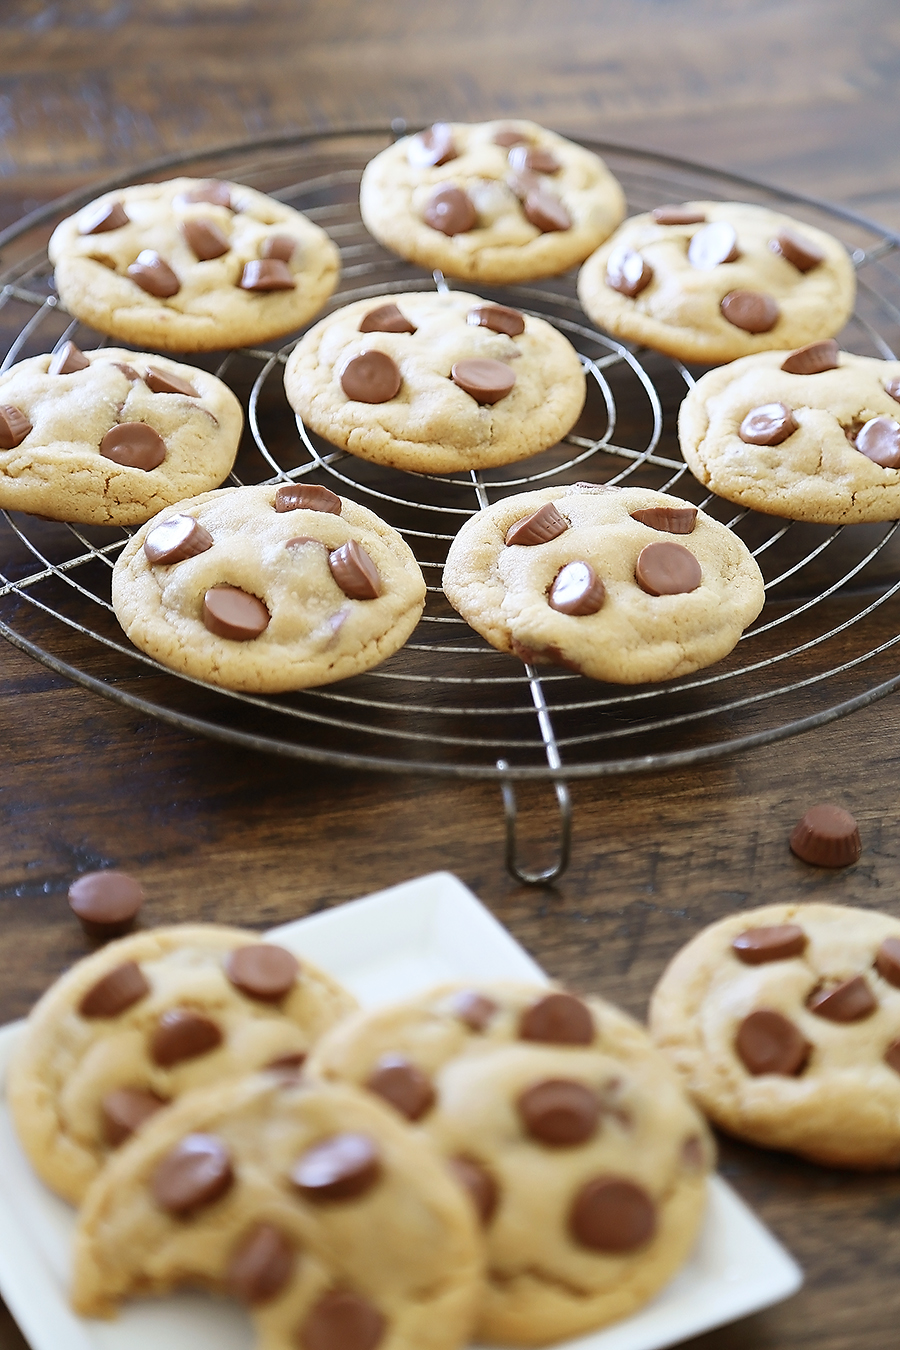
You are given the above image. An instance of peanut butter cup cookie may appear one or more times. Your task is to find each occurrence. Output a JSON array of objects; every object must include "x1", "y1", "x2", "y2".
[
  {"x1": 359, "y1": 120, "x2": 625, "y2": 283},
  {"x1": 577, "y1": 201, "x2": 855, "y2": 363},
  {"x1": 49, "y1": 177, "x2": 339, "y2": 351}
]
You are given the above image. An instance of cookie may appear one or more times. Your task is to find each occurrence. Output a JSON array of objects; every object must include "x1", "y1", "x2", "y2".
[
  {"x1": 71, "y1": 1073, "x2": 483, "y2": 1350},
  {"x1": 6, "y1": 924, "x2": 356, "y2": 1204},
  {"x1": 677, "y1": 346, "x2": 900, "y2": 523},
  {"x1": 577, "y1": 201, "x2": 855, "y2": 364},
  {"x1": 111, "y1": 483, "x2": 426, "y2": 692},
  {"x1": 649, "y1": 902, "x2": 900, "y2": 1168},
  {"x1": 0, "y1": 344, "x2": 242, "y2": 525},
  {"x1": 283, "y1": 290, "x2": 586, "y2": 474},
  {"x1": 441, "y1": 483, "x2": 765, "y2": 683},
  {"x1": 48, "y1": 177, "x2": 340, "y2": 352},
  {"x1": 359, "y1": 120, "x2": 626, "y2": 284},
  {"x1": 307, "y1": 982, "x2": 713, "y2": 1345}
]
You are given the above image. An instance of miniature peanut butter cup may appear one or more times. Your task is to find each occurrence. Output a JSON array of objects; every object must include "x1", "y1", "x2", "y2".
[
  {"x1": 548, "y1": 561, "x2": 605, "y2": 615},
  {"x1": 875, "y1": 937, "x2": 900, "y2": 988},
  {"x1": 770, "y1": 227, "x2": 825, "y2": 273},
  {"x1": 687, "y1": 221, "x2": 739, "y2": 269},
  {"x1": 292, "y1": 1132, "x2": 381, "y2": 1201},
  {"x1": 339, "y1": 351, "x2": 402, "y2": 403},
  {"x1": 0, "y1": 405, "x2": 32, "y2": 449},
  {"x1": 177, "y1": 180, "x2": 233, "y2": 209},
  {"x1": 359, "y1": 303, "x2": 417, "y2": 334},
  {"x1": 448, "y1": 1156, "x2": 499, "y2": 1225},
  {"x1": 789, "y1": 803, "x2": 861, "y2": 866},
  {"x1": 635, "y1": 541, "x2": 701, "y2": 596},
  {"x1": 144, "y1": 515, "x2": 213, "y2": 565},
  {"x1": 447, "y1": 989, "x2": 497, "y2": 1031},
  {"x1": 79, "y1": 961, "x2": 150, "y2": 1018},
  {"x1": 180, "y1": 217, "x2": 230, "y2": 260},
  {"x1": 569, "y1": 1177, "x2": 656, "y2": 1252},
  {"x1": 365, "y1": 1054, "x2": 435, "y2": 1121},
  {"x1": 651, "y1": 205, "x2": 706, "y2": 225},
  {"x1": 300, "y1": 1289, "x2": 386, "y2": 1350},
  {"x1": 422, "y1": 183, "x2": 476, "y2": 236},
  {"x1": 451, "y1": 357, "x2": 515, "y2": 404},
  {"x1": 508, "y1": 144, "x2": 560, "y2": 175},
  {"x1": 101, "y1": 1086, "x2": 167, "y2": 1146},
  {"x1": 239, "y1": 258, "x2": 295, "y2": 291},
  {"x1": 150, "y1": 1009, "x2": 223, "y2": 1065},
  {"x1": 261, "y1": 234, "x2": 296, "y2": 262},
  {"x1": 68, "y1": 869, "x2": 145, "y2": 938},
  {"x1": 739, "y1": 402, "x2": 797, "y2": 446},
  {"x1": 504, "y1": 502, "x2": 568, "y2": 546},
  {"x1": 735, "y1": 1009, "x2": 809, "y2": 1076},
  {"x1": 48, "y1": 341, "x2": 90, "y2": 375},
  {"x1": 203, "y1": 586, "x2": 270, "y2": 640},
  {"x1": 100, "y1": 422, "x2": 167, "y2": 470},
  {"x1": 517, "y1": 1079, "x2": 600, "y2": 1146},
  {"x1": 606, "y1": 245, "x2": 653, "y2": 297},
  {"x1": 780, "y1": 339, "x2": 840, "y2": 375},
  {"x1": 853, "y1": 416, "x2": 900, "y2": 468},
  {"x1": 79, "y1": 200, "x2": 129, "y2": 234},
  {"x1": 468, "y1": 303, "x2": 525, "y2": 337},
  {"x1": 407, "y1": 122, "x2": 457, "y2": 168},
  {"x1": 720, "y1": 290, "x2": 779, "y2": 332},
  {"x1": 732, "y1": 924, "x2": 807, "y2": 964},
  {"x1": 226, "y1": 1223, "x2": 295, "y2": 1304},
  {"x1": 151, "y1": 1133, "x2": 234, "y2": 1214},
  {"x1": 275, "y1": 483, "x2": 342, "y2": 514},
  {"x1": 225, "y1": 944, "x2": 299, "y2": 1001},
  {"x1": 143, "y1": 366, "x2": 198, "y2": 396},
  {"x1": 329, "y1": 541, "x2": 382, "y2": 600},
  {"x1": 522, "y1": 187, "x2": 571, "y2": 233},
  {"x1": 630, "y1": 505, "x2": 697, "y2": 533},
  {"x1": 807, "y1": 974, "x2": 877, "y2": 1022},
  {"x1": 519, "y1": 992, "x2": 594, "y2": 1045},
  {"x1": 127, "y1": 250, "x2": 180, "y2": 297}
]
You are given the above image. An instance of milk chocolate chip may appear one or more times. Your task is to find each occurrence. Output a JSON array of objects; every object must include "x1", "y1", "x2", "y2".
[
  {"x1": 292, "y1": 1133, "x2": 381, "y2": 1201},
  {"x1": 790, "y1": 803, "x2": 861, "y2": 866},
  {"x1": 548, "y1": 561, "x2": 606, "y2": 616},
  {"x1": 569, "y1": 1177, "x2": 656, "y2": 1252},
  {"x1": 80, "y1": 200, "x2": 129, "y2": 234},
  {"x1": 808, "y1": 974, "x2": 877, "y2": 1022},
  {"x1": 885, "y1": 378, "x2": 900, "y2": 405},
  {"x1": 101, "y1": 1086, "x2": 167, "y2": 1146},
  {"x1": 144, "y1": 515, "x2": 213, "y2": 565},
  {"x1": 651, "y1": 205, "x2": 707, "y2": 225},
  {"x1": 447, "y1": 989, "x2": 497, "y2": 1031},
  {"x1": 144, "y1": 366, "x2": 198, "y2": 397},
  {"x1": 300, "y1": 1289, "x2": 386, "y2": 1350},
  {"x1": 739, "y1": 402, "x2": 797, "y2": 446},
  {"x1": 635, "y1": 541, "x2": 701, "y2": 596},
  {"x1": 178, "y1": 180, "x2": 232, "y2": 209},
  {"x1": 329, "y1": 541, "x2": 382, "y2": 600},
  {"x1": 68, "y1": 869, "x2": 145, "y2": 939},
  {"x1": 732, "y1": 924, "x2": 807, "y2": 964},
  {"x1": 875, "y1": 937, "x2": 900, "y2": 988},
  {"x1": 225, "y1": 944, "x2": 299, "y2": 1001},
  {"x1": 359, "y1": 303, "x2": 417, "y2": 335},
  {"x1": 517, "y1": 1079, "x2": 600, "y2": 1146},
  {"x1": 687, "y1": 221, "x2": 739, "y2": 269},
  {"x1": 365, "y1": 1055, "x2": 435, "y2": 1121},
  {"x1": 407, "y1": 122, "x2": 456, "y2": 167},
  {"x1": 127, "y1": 251, "x2": 180, "y2": 297},
  {"x1": 468, "y1": 304, "x2": 526, "y2": 337},
  {"x1": 780, "y1": 339, "x2": 840, "y2": 375},
  {"x1": 493, "y1": 126, "x2": 530, "y2": 147},
  {"x1": 79, "y1": 961, "x2": 150, "y2": 1018},
  {"x1": 735, "y1": 1009, "x2": 809, "y2": 1075},
  {"x1": 239, "y1": 259, "x2": 295, "y2": 291},
  {"x1": 854, "y1": 416, "x2": 900, "y2": 468},
  {"x1": 226, "y1": 1223, "x2": 295, "y2": 1304},
  {"x1": 522, "y1": 187, "x2": 572, "y2": 233},
  {"x1": 451, "y1": 357, "x2": 515, "y2": 403},
  {"x1": 258, "y1": 234, "x2": 294, "y2": 263},
  {"x1": 150, "y1": 1010, "x2": 223, "y2": 1066},
  {"x1": 422, "y1": 184, "x2": 476, "y2": 235},
  {"x1": 0, "y1": 406, "x2": 32, "y2": 450},
  {"x1": 606, "y1": 245, "x2": 653, "y2": 297},
  {"x1": 508, "y1": 144, "x2": 561, "y2": 175},
  {"x1": 275, "y1": 483, "x2": 342, "y2": 514},
  {"x1": 885, "y1": 1039, "x2": 900, "y2": 1075},
  {"x1": 180, "y1": 217, "x2": 230, "y2": 261},
  {"x1": 203, "y1": 586, "x2": 270, "y2": 641},
  {"x1": 151, "y1": 1133, "x2": 234, "y2": 1214},
  {"x1": 48, "y1": 341, "x2": 90, "y2": 375},
  {"x1": 770, "y1": 228, "x2": 826, "y2": 272},
  {"x1": 630, "y1": 506, "x2": 697, "y2": 533},
  {"x1": 340, "y1": 351, "x2": 402, "y2": 403},
  {"x1": 504, "y1": 502, "x2": 568, "y2": 546},
  {"x1": 448, "y1": 1156, "x2": 498, "y2": 1225},
  {"x1": 100, "y1": 422, "x2": 167, "y2": 470},
  {"x1": 520, "y1": 992, "x2": 594, "y2": 1045},
  {"x1": 720, "y1": 290, "x2": 779, "y2": 332}
]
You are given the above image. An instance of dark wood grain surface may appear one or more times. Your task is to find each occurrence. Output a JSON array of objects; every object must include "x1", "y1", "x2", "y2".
[{"x1": 3, "y1": 3, "x2": 900, "y2": 1347}]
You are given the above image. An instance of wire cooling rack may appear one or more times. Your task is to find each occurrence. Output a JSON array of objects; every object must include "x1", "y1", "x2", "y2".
[{"x1": 2, "y1": 127, "x2": 900, "y2": 880}]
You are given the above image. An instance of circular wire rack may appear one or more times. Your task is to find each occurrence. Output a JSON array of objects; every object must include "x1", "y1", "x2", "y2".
[{"x1": 2, "y1": 125, "x2": 900, "y2": 820}]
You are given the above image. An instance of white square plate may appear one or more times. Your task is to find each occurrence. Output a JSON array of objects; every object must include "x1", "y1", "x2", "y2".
[{"x1": 0, "y1": 871, "x2": 802, "y2": 1350}]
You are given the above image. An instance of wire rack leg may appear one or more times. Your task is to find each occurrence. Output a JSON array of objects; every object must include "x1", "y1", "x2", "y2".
[{"x1": 497, "y1": 759, "x2": 573, "y2": 885}]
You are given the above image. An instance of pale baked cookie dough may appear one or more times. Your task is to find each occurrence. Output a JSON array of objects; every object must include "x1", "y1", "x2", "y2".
[
  {"x1": 71, "y1": 1074, "x2": 483, "y2": 1350},
  {"x1": 6, "y1": 924, "x2": 356, "y2": 1204},
  {"x1": 649, "y1": 902, "x2": 900, "y2": 1169},
  {"x1": 678, "y1": 346, "x2": 900, "y2": 523},
  {"x1": 283, "y1": 290, "x2": 586, "y2": 474},
  {"x1": 442, "y1": 484, "x2": 765, "y2": 684},
  {"x1": 0, "y1": 345, "x2": 242, "y2": 525},
  {"x1": 359, "y1": 120, "x2": 626, "y2": 283},
  {"x1": 308, "y1": 981, "x2": 713, "y2": 1345},
  {"x1": 577, "y1": 201, "x2": 855, "y2": 363},
  {"x1": 48, "y1": 176, "x2": 340, "y2": 351},
  {"x1": 112, "y1": 482, "x2": 426, "y2": 692}
]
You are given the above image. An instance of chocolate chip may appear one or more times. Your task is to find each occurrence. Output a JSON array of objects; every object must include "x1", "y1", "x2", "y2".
[
  {"x1": 100, "y1": 422, "x2": 167, "y2": 471},
  {"x1": 885, "y1": 377, "x2": 900, "y2": 405},
  {"x1": 203, "y1": 586, "x2": 270, "y2": 641},
  {"x1": 329, "y1": 541, "x2": 382, "y2": 600},
  {"x1": 720, "y1": 290, "x2": 779, "y2": 332},
  {"x1": 79, "y1": 961, "x2": 150, "y2": 1018},
  {"x1": 339, "y1": 351, "x2": 402, "y2": 403},
  {"x1": 79, "y1": 199, "x2": 129, "y2": 235},
  {"x1": 451, "y1": 357, "x2": 515, "y2": 403},
  {"x1": 853, "y1": 416, "x2": 900, "y2": 468},
  {"x1": 275, "y1": 483, "x2": 342, "y2": 514},
  {"x1": 493, "y1": 126, "x2": 530, "y2": 147},
  {"x1": 651, "y1": 205, "x2": 707, "y2": 225},
  {"x1": 504, "y1": 502, "x2": 568, "y2": 546},
  {"x1": 780, "y1": 339, "x2": 840, "y2": 375},
  {"x1": 110, "y1": 362, "x2": 140, "y2": 381},
  {"x1": 144, "y1": 515, "x2": 213, "y2": 566},
  {"x1": 522, "y1": 187, "x2": 572, "y2": 233},
  {"x1": 549, "y1": 561, "x2": 606, "y2": 616},
  {"x1": 569, "y1": 1177, "x2": 656, "y2": 1252},
  {"x1": 267, "y1": 1050, "x2": 307, "y2": 1071},
  {"x1": 407, "y1": 123, "x2": 457, "y2": 168},
  {"x1": 101, "y1": 1086, "x2": 167, "y2": 1146},
  {"x1": 240, "y1": 259, "x2": 295, "y2": 291},
  {"x1": 630, "y1": 506, "x2": 697, "y2": 534},
  {"x1": 448, "y1": 1156, "x2": 498, "y2": 1225},
  {"x1": 606, "y1": 245, "x2": 653, "y2": 297},
  {"x1": 299, "y1": 1289, "x2": 386, "y2": 1350},
  {"x1": 261, "y1": 234, "x2": 295, "y2": 263},
  {"x1": 226, "y1": 1223, "x2": 295, "y2": 1304},
  {"x1": 770, "y1": 228, "x2": 825, "y2": 273},
  {"x1": 635, "y1": 541, "x2": 701, "y2": 596},
  {"x1": 365, "y1": 1054, "x2": 435, "y2": 1121},
  {"x1": 508, "y1": 144, "x2": 561, "y2": 175},
  {"x1": 180, "y1": 217, "x2": 230, "y2": 261},
  {"x1": 681, "y1": 1135, "x2": 707, "y2": 1170},
  {"x1": 739, "y1": 402, "x2": 798, "y2": 446},
  {"x1": 151, "y1": 1133, "x2": 234, "y2": 1214},
  {"x1": 422, "y1": 184, "x2": 477, "y2": 235},
  {"x1": 790, "y1": 803, "x2": 861, "y2": 866},
  {"x1": 517, "y1": 1079, "x2": 600, "y2": 1146},
  {"x1": 292, "y1": 1133, "x2": 381, "y2": 1201},
  {"x1": 735, "y1": 1009, "x2": 810, "y2": 1076},
  {"x1": 143, "y1": 366, "x2": 199, "y2": 397},
  {"x1": 68, "y1": 869, "x2": 145, "y2": 939},
  {"x1": 225, "y1": 944, "x2": 299, "y2": 1001},
  {"x1": 688, "y1": 222, "x2": 740, "y2": 269},
  {"x1": 885, "y1": 1040, "x2": 900, "y2": 1075},
  {"x1": 150, "y1": 1009, "x2": 223, "y2": 1066},
  {"x1": 48, "y1": 341, "x2": 90, "y2": 376},
  {"x1": 127, "y1": 250, "x2": 180, "y2": 298},
  {"x1": 0, "y1": 406, "x2": 32, "y2": 450},
  {"x1": 359, "y1": 303, "x2": 417, "y2": 335},
  {"x1": 447, "y1": 989, "x2": 497, "y2": 1031},
  {"x1": 875, "y1": 937, "x2": 900, "y2": 988},
  {"x1": 732, "y1": 924, "x2": 807, "y2": 964},
  {"x1": 177, "y1": 180, "x2": 232, "y2": 209},
  {"x1": 467, "y1": 304, "x2": 526, "y2": 337},
  {"x1": 808, "y1": 974, "x2": 877, "y2": 1022},
  {"x1": 507, "y1": 168, "x2": 542, "y2": 201},
  {"x1": 519, "y1": 992, "x2": 594, "y2": 1045}
]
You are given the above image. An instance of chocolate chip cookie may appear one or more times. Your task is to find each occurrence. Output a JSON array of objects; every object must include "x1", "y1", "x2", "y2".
[
  {"x1": 577, "y1": 201, "x2": 855, "y2": 364},
  {"x1": 111, "y1": 483, "x2": 426, "y2": 692},
  {"x1": 441, "y1": 483, "x2": 765, "y2": 683},
  {"x1": 6, "y1": 924, "x2": 356, "y2": 1204},
  {"x1": 283, "y1": 290, "x2": 586, "y2": 474},
  {"x1": 649, "y1": 902, "x2": 900, "y2": 1168},
  {"x1": 307, "y1": 981, "x2": 713, "y2": 1344},
  {"x1": 0, "y1": 344, "x2": 242, "y2": 524},
  {"x1": 49, "y1": 177, "x2": 340, "y2": 352},
  {"x1": 359, "y1": 120, "x2": 626, "y2": 283}
]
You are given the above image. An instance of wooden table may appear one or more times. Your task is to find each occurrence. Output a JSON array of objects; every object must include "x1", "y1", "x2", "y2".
[{"x1": 2, "y1": 3, "x2": 900, "y2": 1347}]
